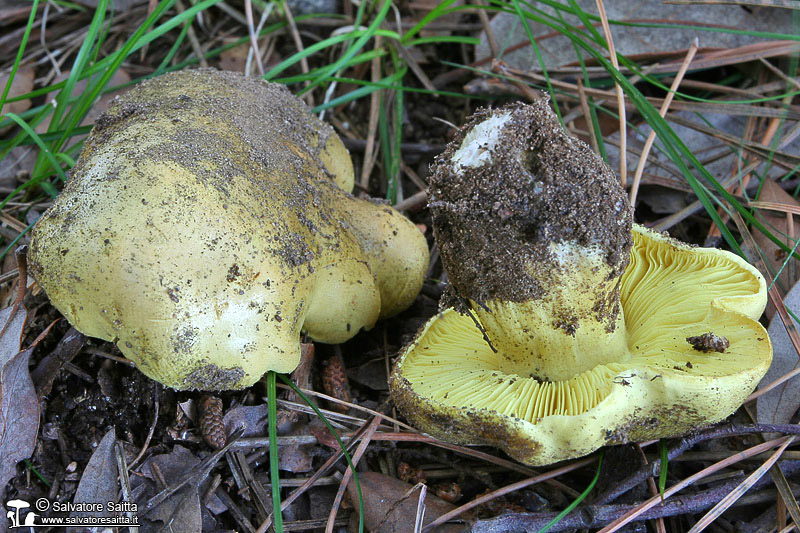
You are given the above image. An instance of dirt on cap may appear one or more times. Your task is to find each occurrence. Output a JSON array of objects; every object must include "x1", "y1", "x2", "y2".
[{"x1": 428, "y1": 98, "x2": 633, "y2": 306}]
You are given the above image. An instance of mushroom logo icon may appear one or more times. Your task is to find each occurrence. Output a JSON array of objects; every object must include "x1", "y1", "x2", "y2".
[{"x1": 5, "y1": 499, "x2": 31, "y2": 528}]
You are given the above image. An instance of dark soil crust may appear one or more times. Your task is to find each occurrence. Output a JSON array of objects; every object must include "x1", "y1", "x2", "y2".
[{"x1": 428, "y1": 99, "x2": 634, "y2": 309}]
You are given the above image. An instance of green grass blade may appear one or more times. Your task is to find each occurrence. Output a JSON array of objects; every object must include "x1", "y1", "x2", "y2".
[
  {"x1": 538, "y1": 451, "x2": 604, "y2": 533},
  {"x1": 46, "y1": 0, "x2": 108, "y2": 138},
  {"x1": 4, "y1": 113, "x2": 66, "y2": 185},
  {"x1": 277, "y1": 374, "x2": 364, "y2": 533},
  {"x1": 510, "y1": 0, "x2": 563, "y2": 123},
  {"x1": 310, "y1": 67, "x2": 407, "y2": 114},
  {"x1": 263, "y1": 29, "x2": 399, "y2": 82},
  {"x1": 155, "y1": 20, "x2": 191, "y2": 73},
  {"x1": 301, "y1": 0, "x2": 394, "y2": 95},
  {"x1": 0, "y1": 221, "x2": 34, "y2": 262},
  {"x1": 268, "y1": 371, "x2": 283, "y2": 532},
  {"x1": 0, "y1": 0, "x2": 40, "y2": 113},
  {"x1": 401, "y1": 0, "x2": 461, "y2": 43},
  {"x1": 56, "y1": 0, "x2": 180, "y2": 152}
]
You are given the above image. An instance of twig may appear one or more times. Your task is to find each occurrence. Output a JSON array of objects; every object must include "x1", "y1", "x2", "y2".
[
  {"x1": 359, "y1": 36, "x2": 383, "y2": 190},
  {"x1": 687, "y1": 435, "x2": 796, "y2": 532},
  {"x1": 472, "y1": 463, "x2": 800, "y2": 532},
  {"x1": 31, "y1": 326, "x2": 87, "y2": 398},
  {"x1": 598, "y1": 436, "x2": 793, "y2": 532},
  {"x1": 283, "y1": 1, "x2": 312, "y2": 106},
  {"x1": 492, "y1": 59, "x2": 544, "y2": 103},
  {"x1": 256, "y1": 417, "x2": 375, "y2": 532},
  {"x1": 394, "y1": 190, "x2": 427, "y2": 212},
  {"x1": 274, "y1": 384, "x2": 579, "y2": 496},
  {"x1": 0, "y1": 245, "x2": 28, "y2": 341},
  {"x1": 244, "y1": 1, "x2": 274, "y2": 77},
  {"x1": 635, "y1": 443, "x2": 666, "y2": 533},
  {"x1": 244, "y1": 0, "x2": 264, "y2": 76},
  {"x1": 576, "y1": 79, "x2": 600, "y2": 155},
  {"x1": 115, "y1": 441, "x2": 139, "y2": 533},
  {"x1": 422, "y1": 456, "x2": 596, "y2": 532},
  {"x1": 176, "y1": 0, "x2": 207, "y2": 68},
  {"x1": 477, "y1": 0, "x2": 499, "y2": 58},
  {"x1": 215, "y1": 486, "x2": 256, "y2": 533},
  {"x1": 595, "y1": 423, "x2": 800, "y2": 505},
  {"x1": 414, "y1": 484, "x2": 427, "y2": 533}
]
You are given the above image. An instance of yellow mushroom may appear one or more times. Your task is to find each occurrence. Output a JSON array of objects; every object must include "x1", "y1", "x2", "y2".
[
  {"x1": 390, "y1": 100, "x2": 771, "y2": 465},
  {"x1": 29, "y1": 69, "x2": 429, "y2": 390}
]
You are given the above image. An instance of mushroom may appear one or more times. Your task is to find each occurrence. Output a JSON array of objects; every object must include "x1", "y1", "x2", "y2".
[
  {"x1": 5, "y1": 499, "x2": 30, "y2": 527},
  {"x1": 29, "y1": 69, "x2": 429, "y2": 390},
  {"x1": 390, "y1": 100, "x2": 772, "y2": 466}
]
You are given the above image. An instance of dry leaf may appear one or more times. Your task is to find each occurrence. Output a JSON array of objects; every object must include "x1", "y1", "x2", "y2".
[
  {"x1": 346, "y1": 471, "x2": 466, "y2": 533},
  {"x1": 753, "y1": 179, "x2": 800, "y2": 319},
  {"x1": 0, "y1": 347, "x2": 38, "y2": 512},
  {"x1": 0, "y1": 146, "x2": 36, "y2": 189},
  {"x1": 0, "y1": 67, "x2": 33, "y2": 117},
  {"x1": 758, "y1": 281, "x2": 800, "y2": 427},
  {"x1": 223, "y1": 405, "x2": 312, "y2": 472},
  {"x1": 223, "y1": 404, "x2": 268, "y2": 437},
  {"x1": 68, "y1": 428, "x2": 118, "y2": 533},
  {"x1": 145, "y1": 485, "x2": 202, "y2": 533},
  {"x1": 0, "y1": 305, "x2": 26, "y2": 368},
  {"x1": 217, "y1": 41, "x2": 251, "y2": 74},
  {"x1": 0, "y1": 301, "x2": 35, "y2": 520}
]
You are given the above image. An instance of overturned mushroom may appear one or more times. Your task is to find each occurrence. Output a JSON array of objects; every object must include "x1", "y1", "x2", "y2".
[
  {"x1": 30, "y1": 69, "x2": 429, "y2": 390},
  {"x1": 390, "y1": 100, "x2": 771, "y2": 466}
]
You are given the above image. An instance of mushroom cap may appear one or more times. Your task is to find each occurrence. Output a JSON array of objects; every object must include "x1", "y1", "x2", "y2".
[
  {"x1": 390, "y1": 224, "x2": 772, "y2": 465},
  {"x1": 5, "y1": 500, "x2": 29, "y2": 508},
  {"x1": 29, "y1": 69, "x2": 428, "y2": 390}
]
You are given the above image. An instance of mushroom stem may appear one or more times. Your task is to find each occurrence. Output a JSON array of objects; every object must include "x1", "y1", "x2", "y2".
[{"x1": 474, "y1": 258, "x2": 630, "y2": 382}]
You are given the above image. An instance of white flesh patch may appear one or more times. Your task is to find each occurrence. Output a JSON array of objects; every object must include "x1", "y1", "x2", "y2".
[
  {"x1": 549, "y1": 241, "x2": 604, "y2": 267},
  {"x1": 451, "y1": 112, "x2": 512, "y2": 169}
]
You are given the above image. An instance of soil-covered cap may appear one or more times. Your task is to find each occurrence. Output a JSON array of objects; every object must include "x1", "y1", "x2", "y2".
[{"x1": 428, "y1": 99, "x2": 633, "y2": 307}]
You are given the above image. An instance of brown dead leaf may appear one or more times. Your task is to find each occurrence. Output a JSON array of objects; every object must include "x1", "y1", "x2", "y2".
[
  {"x1": 217, "y1": 40, "x2": 252, "y2": 74},
  {"x1": 0, "y1": 66, "x2": 33, "y2": 117},
  {"x1": 0, "y1": 305, "x2": 26, "y2": 368},
  {"x1": 347, "y1": 471, "x2": 467, "y2": 532},
  {"x1": 0, "y1": 146, "x2": 36, "y2": 190},
  {"x1": 223, "y1": 404, "x2": 268, "y2": 437},
  {"x1": 0, "y1": 347, "x2": 39, "y2": 508},
  {"x1": 753, "y1": 179, "x2": 800, "y2": 318},
  {"x1": 67, "y1": 428, "x2": 118, "y2": 533},
  {"x1": 146, "y1": 485, "x2": 202, "y2": 532},
  {"x1": 758, "y1": 281, "x2": 800, "y2": 428},
  {"x1": 132, "y1": 446, "x2": 213, "y2": 531}
]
